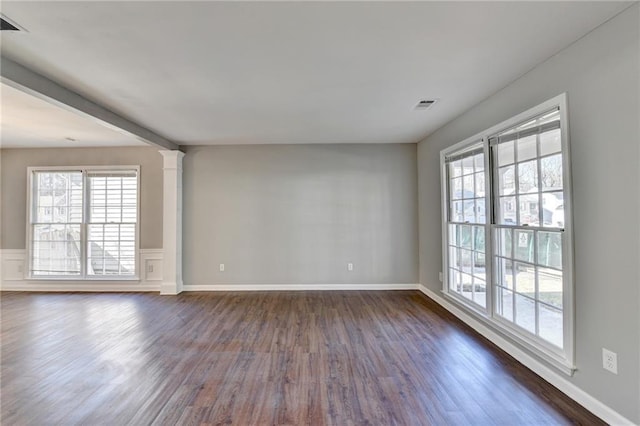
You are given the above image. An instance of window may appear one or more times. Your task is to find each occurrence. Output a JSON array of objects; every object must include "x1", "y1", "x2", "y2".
[
  {"x1": 445, "y1": 144, "x2": 488, "y2": 309},
  {"x1": 441, "y1": 94, "x2": 574, "y2": 372},
  {"x1": 28, "y1": 167, "x2": 139, "y2": 279}
]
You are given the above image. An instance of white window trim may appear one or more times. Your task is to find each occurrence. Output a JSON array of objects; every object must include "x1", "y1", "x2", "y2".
[
  {"x1": 26, "y1": 165, "x2": 141, "y2": 281},
  {"x1": 440, "y1": 93, "x2": 575, "y2": 375}
]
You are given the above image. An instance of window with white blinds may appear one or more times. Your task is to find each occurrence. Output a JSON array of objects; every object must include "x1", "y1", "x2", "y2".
[
  {"x1": 87, "y1": 171, "x2": 138, "y2": 276},
  {"x1": 28, "y1": 167, "x2": 139, "y2": 279}
]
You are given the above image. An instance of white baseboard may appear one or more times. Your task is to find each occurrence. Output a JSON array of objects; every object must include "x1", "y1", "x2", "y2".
[
  {"x1": 183, "y1": 283, "x2": 418, "y2": 292},
  {"x1": 1, "y1": 249, "x2": 163, "y2": 292},
  {"x1": 417, "y1": 284, "x2": 635, "y2": 426},
  {"x1": 1, "y1": 282, "x2": 160, "y2": 292}
]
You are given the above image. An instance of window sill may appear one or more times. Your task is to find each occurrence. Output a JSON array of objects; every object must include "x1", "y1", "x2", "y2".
[{"x1": 440, "y1": 290, "x2": 576, "y2": 376}]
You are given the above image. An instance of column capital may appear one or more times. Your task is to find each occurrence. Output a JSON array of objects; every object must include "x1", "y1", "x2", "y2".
[{"x1": 159, "y1": 150, "x2": 185, "y2": 170}]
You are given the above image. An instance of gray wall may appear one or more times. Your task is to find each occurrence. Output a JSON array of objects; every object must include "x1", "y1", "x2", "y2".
[
  {"x1": 417, "y1": 5, "x2": 639, "y2": 422},
  {"x1": 0, "y1": 147, "x2": 164, "y2": 249},
  {"x1": 183, "y1": 144, "x2": 418, "y2": 285}
]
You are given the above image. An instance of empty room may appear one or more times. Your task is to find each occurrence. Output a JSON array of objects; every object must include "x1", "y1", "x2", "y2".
[{"x1": 0, "y1": 1, "x2": 638, "y2": 425}]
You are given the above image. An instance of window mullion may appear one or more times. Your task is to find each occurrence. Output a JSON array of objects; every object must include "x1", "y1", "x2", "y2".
[
  {"x1": 483, "y1": 138, "x2": 494, "y2": 315},
  {"x1": 82, "y1": 169, "x2": 89, "y2": 278}
]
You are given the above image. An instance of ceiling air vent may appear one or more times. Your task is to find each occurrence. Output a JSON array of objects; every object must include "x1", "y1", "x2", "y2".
[
  {"x1": 1, "y1": 15, "x2": 22, "y2": 31},
  {"x1": 415, "y1": 99, "x2": 437, "y2": 110}
]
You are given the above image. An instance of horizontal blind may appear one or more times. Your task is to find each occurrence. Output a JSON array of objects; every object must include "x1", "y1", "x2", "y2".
[
  {"x1": 489, "y1": 108, "x2": 560, "y2": 146},
  {"x1": 87, "y1": 170, "x2": 137, "y2": 276},
  {"x1": 86, "y1": 171, "x2": 138, "y2": 178},
  {"x1": 88, "y1": 171, "x2": 137, "y2": 223},
  {"x1": 444, "y1": 142, "x2": 483, "y2": 164}
]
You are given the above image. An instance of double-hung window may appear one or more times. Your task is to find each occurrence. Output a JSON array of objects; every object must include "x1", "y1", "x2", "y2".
[
  {"x1": 441, "y1": 94, "x2": 574, "y2": 372},
  {"x1": 445, "y1": 143, "x2": 489, "y2": 309},
  {"x1": 28, "y1": 167, "x2": 139, "y2": 279}
]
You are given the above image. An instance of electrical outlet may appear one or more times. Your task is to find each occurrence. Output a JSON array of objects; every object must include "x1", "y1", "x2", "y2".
[
  {"x1": 438, "y1": 272, "x2": 443, "y2": 282},
  {"x1": 219, "y1": 263, "x2": 225, "y2": 272},
  {"x1": 347, "y1": 263, "x2": 353, "y2": 271},
  {"x1": 148, "y1": 264, "x2": 154, "y2": 273},
  {"x1": 602, "y1": 348, "x2": 618, "y2": 374}
]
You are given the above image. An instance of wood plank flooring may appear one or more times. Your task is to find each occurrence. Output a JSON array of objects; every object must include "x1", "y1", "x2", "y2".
[{"x1": 1, "y1": 291, "x2": 603, "y2": 425}]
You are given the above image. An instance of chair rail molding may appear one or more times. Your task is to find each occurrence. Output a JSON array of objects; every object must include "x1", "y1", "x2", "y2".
[{"x1": 0, "y1": 249, "x2": 163, "y2": 292}]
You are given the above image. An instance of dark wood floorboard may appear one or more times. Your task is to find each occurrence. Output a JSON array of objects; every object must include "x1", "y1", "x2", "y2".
[{"x1": 1, "y1": 291, "x2": 604, "y2": 425}]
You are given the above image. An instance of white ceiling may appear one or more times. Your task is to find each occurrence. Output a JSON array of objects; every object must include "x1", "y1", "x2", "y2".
[
  {"x1": 0, "y1": 1, "x2": 632, "y2": 147},
  {"x1": 0, "y1": 83, "x2": 146, "y2": 148}
]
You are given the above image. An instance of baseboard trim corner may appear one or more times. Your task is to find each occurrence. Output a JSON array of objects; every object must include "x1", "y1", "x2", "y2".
[{"x1": 417, "y1": 284, "x2": 635, "y2": 426}]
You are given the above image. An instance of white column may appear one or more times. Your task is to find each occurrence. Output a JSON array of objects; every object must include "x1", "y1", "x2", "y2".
[{"x1": 159, "y1": 150, "x2": 185, "y2": 295}]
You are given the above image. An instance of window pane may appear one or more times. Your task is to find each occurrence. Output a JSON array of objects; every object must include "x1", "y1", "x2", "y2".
[
  {"x1": 474, "y1": 279, "x2": 486, "y2": 307},
  {"x1": 474, "y1": 172, "x2": 485, "y2": 197},
  {"x1": 514, "y1": 262, "x2": 535, "y2": 298},
  {"x1": 496, "y1": 287, "x2": 514, "y2": 321},
  {"x1": 449, "y1": 224, "x2": 459, "y2": 247},
  {"x1": 515, "y1": 294, "x2": 536, "y2": 333},
  {"x1": 498, "y1": 196, "x2": 516, "y2": 225},
  {"x1": 451, "y1": 177, "x2": 463, "y2": 200},
  {"x1": 450, "y1": 160, "x2": 463, "y2": 178},
  {"x1": 451, "y1": 201, "x2": 464, "y2": 222},
  {"x1": 514, "y1": 230, "x2": 534, "y2": 262},
  {"x1": 537, "y1": 231, "x2": 562, "y2": 269},
  {"x1": 463, "y1": 175, "x2": 474, "y2": 198},
  {"x1": 518, "y1": 160, "x2": 538, "y2": 193},
  {"x1": 538, "y1": 267, "x2": 563, "y2": 309},
  {"x1": 32, "y1": 224, "x2": 81, "y2": 275},
  {"x1": 540, "y1": 128, "x2": 561, "y2": 156},
  {"x1": 450, "y1": 269, "x2": 460, "y2": 292},
  {"x1": 496, "y1": 258, "x2": 514, "y2": 290},
  {"x1": 475, "y1": 198, "x2": 486, "y2": 224},
  {"x1": 473, "y1": 258, "x2": 486, "y2": 282},
  {"x1": 460, "y1": 249, "x2": 473, "y2": 273},
  {"x1": 517, "y1": 135, "x2": 537, "y2": 162},
  {"x1": 473, "y1": 226, "x2": 485, "y2": 254},
  {"x1": 460, "y1": 273, "x2": 473, "y2": 300},
  {"x1": 542, "y1": 192, "x2": 563, "y2": 227},
  {"x1": 460, "y1": 225, "x2": 472, "y2": 249},
  {"x1": 498, "y1": 141, "x2": 515, "y2": 166},
  {"x1": 497, "y1": 228, "x2": 513, "y2": 258},
  {"x1": 541, "y1": 154, "x2": 563, "y2": 191},
  {"x1": 539, "y1": 303, "x2": 563, "y2": 347},
  {"x1": 518, "y1": 193, "x2": 540, "y2": 226},
  {"x1": 473, "y1": 153, "x2": 484, "y2": 172},
  {"x1": 463, "y1": 200, "x2": 476, "y2": 223},
  {"x1": 462, "y1": 156, "x2": 474, "y2": 175},
  {"x1": 88, "y1": 224, "x2": 135, "y2": 276},
  {"x1": 498, "y1": 165, "x2": 515, "y2": 195},
  {"x1": 33, "y1": 171, "x2": 82, "y2": 223},
  {"x1": 449, "y1": 246, "x2": 461, "y2": 270}
]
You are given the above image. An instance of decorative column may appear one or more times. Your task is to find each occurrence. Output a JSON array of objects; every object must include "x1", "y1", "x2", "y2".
[{"x1": 159, "y1": 150, "x2": 185, "y2": 295}]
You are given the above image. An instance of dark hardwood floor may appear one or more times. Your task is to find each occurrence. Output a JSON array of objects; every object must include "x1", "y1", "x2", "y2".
[{"x1": 1, "y1": 291, "x2": 603, "y2": 425}]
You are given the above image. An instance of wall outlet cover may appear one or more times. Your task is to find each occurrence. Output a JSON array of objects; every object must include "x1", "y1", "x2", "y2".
[{"x1": 602, "y1": 348, "x2": 618, "y2": 374}]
